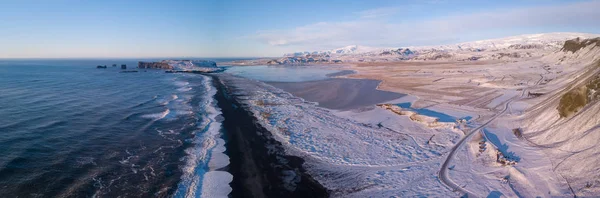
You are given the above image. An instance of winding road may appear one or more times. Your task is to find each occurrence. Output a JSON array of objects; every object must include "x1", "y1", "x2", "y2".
[{"x1": 438, "y1": 90, "x2": 525, "y2": 197}]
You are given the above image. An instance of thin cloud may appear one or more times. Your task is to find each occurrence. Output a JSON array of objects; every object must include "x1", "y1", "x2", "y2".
[
  {"x1": 249, "y1": 0, "x2": 600, "y2": 49},
  {"x1": 356, "y1": 7, "x2": 401, "y2": 19}
]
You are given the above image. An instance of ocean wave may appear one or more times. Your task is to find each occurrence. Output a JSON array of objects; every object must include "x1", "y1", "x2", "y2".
[
  {"x1": 156, "y1": 95, "x2": 178, "y2": 106},
  {"x1": 140, "y1": 109, "x2": 170, "y2": 120},
  {"x1": 131, "y1": 95, "x2": 158, "y2": 108},
  {"x1": 177, "y1": 87, "x2": 192, "y2": 92},
  {"x1": 173, "y1": 80, "x2": 190, "y2": 87},
  {"x1": 174, "y1": 74, "x2": 232, "y2": 198}
]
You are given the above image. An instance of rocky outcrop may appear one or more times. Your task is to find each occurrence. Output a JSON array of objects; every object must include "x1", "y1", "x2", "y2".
[
  {"x1": 508, "y1": 44, "x2": 546, "y2": 50},
  {"x1": 561, "y1": 37, "x2": 600, "y2": 53},
  {"x1": 138, "y1": 61, "x2": 172, "y2": 69},
  {"x1": 377, "y1": 104, "x2": 455, "y2": 128},
  {"x1": 379, "y1": 48, "x2": 414, "y2": 56}
]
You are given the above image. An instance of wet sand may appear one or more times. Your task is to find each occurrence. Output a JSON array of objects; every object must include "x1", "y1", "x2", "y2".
[{"x1": 268, "y1": 78, "x2": 406, "y2": 110}]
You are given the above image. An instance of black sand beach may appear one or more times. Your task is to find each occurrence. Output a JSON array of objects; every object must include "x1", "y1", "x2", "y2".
[
  {"x1": 268, "y1": 78, "x2": 406, "y2": 110},
  {"x1": 211, "y1": 75, "x2": 329, "y2": 198}
]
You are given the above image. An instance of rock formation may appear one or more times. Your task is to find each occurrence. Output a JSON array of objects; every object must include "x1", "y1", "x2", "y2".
[{"x1": 137, "y1": 61, "x2": 171, "y2": 69}]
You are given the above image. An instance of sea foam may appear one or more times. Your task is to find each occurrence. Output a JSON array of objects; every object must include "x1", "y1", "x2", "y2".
[{"x1": 174, "y1": 74, "x2": 231, "y2": 198}]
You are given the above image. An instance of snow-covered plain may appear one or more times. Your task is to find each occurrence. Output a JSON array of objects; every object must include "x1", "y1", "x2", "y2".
[{"x1": 218, "y1": 33, "x2": 600, "y2": 197}]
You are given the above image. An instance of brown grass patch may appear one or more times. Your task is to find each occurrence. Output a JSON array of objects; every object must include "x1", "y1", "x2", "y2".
[
  {"x1": 562, "y1": 37, "x2": 600, "y2": 53},
  {"x1": 557, "y1": 86, "x2": 588, "y2": 117}
]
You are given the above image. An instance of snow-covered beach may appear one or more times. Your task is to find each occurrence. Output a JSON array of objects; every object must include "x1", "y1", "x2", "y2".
[{"x1": 210, "y1": 71, "x2": 465, "y2": 197}]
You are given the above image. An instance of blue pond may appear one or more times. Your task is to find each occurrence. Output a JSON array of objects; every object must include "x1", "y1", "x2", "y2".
[{"x1": 397, "y1": 102, "x2": 463, "y2": 123}]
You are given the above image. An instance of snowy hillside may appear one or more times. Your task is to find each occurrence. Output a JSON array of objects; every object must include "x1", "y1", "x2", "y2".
[{"x1": 518, "y1": 37, "x2": 600, "y2": 196}]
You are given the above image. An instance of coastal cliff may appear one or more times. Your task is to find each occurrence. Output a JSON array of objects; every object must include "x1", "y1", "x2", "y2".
[
  {"x1": 138, "y1": 60, "x2": 218, "y2": 71},
  {"x1": 138, "y1": 61, "x2": 172, "y2": 69}
]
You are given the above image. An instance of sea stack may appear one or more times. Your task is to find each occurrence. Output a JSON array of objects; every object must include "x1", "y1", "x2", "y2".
[{"x1": 121, "y1": 64, "x2": 127, "y2": 69}]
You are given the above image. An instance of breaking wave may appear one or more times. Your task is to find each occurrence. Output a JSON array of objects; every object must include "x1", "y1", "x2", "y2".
[
  {"x1": 141, "y1": 109, "x2": 170, "y2": 120},
  {"x1": 174, "y1": 74, "x2": 232, "y2": 198}
]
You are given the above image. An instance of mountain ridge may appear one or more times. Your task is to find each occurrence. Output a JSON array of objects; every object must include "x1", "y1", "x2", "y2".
[{"x1": 285, "y1": 32, "x2": 600, "y2": 57}]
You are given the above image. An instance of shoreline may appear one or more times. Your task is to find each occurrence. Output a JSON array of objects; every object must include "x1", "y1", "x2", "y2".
[
  {"x1": 210, "y1": 75, "x2": 329, "y2": 197},
  {"x1": 221, "y1": 63, "x2": 416, "y2": 105}
]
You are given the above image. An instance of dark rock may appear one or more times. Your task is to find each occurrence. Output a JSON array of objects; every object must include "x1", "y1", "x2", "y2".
[
  {"x1": 508, "y1": 44, "x2": 545, "y2": 50},
  {"x1": 137, "y1": 61, "x2": 172, "y2": 69},
  {"x1": 562, "y1": 37, "x2": 600, "y2": 53},
  {"x1": 121, "y1": 64, "x2": 127, "y2": 69},
  {"x1": 96, "y1": 65, "x2": 107, "y2": 69},
  {"x1": 267, "y1": 59, "x2": 282, "y2": 65}
]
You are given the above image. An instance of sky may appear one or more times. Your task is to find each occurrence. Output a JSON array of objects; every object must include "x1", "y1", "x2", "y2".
[{"x1": 0, "y1": 0, "x2": 599, "y2": 58}]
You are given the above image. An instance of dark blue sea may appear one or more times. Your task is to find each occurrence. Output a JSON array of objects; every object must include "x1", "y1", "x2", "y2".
[{"x1": 0, "y1": 59, "x2": 229, "y2": 197}]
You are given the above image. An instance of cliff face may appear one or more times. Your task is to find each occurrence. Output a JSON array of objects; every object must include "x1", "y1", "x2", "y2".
[
  {"x1": 193, "y1": 60, "x2": 217, "y2": 68},
  {"x1": 137, "y1": 61, "x2": 173, "y2": 69}
]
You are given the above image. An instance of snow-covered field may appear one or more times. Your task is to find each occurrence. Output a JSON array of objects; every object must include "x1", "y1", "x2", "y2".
[
  {"x1": 215, "y1": 73, "x2": 466, "y2": 197},
  {"x1": 219, "y1": 33, "x2": 600, "y2": 197}
]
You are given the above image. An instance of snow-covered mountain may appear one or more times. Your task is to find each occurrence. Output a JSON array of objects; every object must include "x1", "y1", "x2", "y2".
[
  {"x1": 280, "y1": 32, "x2": 600, "y2": 63},
  {"x1": 410, "y1": 32, "x2": 600, "y2": 51},
  {"x1": 284, "y1": 45, "x2": 384, "y2": 57},
  {"x1": 329, "y1": 45, "x2": 382, "y2": 54}
]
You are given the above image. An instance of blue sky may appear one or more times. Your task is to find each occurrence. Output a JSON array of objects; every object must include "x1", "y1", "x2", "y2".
[{"x1": 0, "y1": 0, "x2": 599, "y2": 58}]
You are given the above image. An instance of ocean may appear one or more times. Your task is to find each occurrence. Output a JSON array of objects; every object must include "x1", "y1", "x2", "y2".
[{"x1": 0, "y1": 59, "x2": 228, "y2": 197}]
